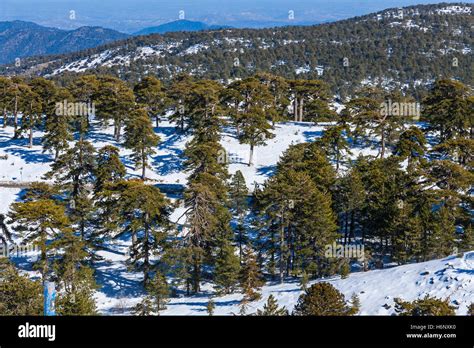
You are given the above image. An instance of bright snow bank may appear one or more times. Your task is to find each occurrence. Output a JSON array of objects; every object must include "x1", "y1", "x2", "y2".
[
  {"x1": 94, "y1": 251, "x2": 474, "y2": 316},
  {"x1": 0, "y1": 120, "x2": 378, "y2": 190}
]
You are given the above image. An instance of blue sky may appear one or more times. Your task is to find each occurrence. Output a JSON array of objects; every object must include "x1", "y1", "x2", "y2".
[{"x1": 0, "y1": 0, "x2": 467, "y2": 32}]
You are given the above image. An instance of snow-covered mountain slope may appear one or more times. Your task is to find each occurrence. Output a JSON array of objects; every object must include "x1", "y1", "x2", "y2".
[
  {"x1": 0, "y1": 119, "x2": 378, "y2": 190},
  {"x1": 91, "y1": 248, "x2": 474, "y2": 315},
  {"x1": 2, "y1": 3, "x2": 471, "y2": 96}
]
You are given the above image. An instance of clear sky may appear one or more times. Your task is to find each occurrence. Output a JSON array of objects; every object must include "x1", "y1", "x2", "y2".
[{"x1": 0, "y1": 0, "x2": 467, "y2": 33}]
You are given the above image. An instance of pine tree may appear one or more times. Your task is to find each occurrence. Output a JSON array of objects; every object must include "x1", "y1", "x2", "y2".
[
  {"x1": 22, "y1": 182, "x2": 61, "y2": 202},
  {"x1": 393, "y1": 126, "x2": 427, "y2": 169},
  {"x1": 68, "y1": 75, "x2": 99, "y2": 139},
  {"x1": 276, "y1": 142, "x2": 336, "y2": 193},
  {"x1": 134, "y1": 271, "x2": 170, "y2": 315},
  {"x1": 239, "y1": 108, "x2": 274, "y2": 166},
  {"x1": 394, "y1": 296, "x2": 456, "y2": 316},
  {"x1": 8, "y1": 199, "x2": 71, "y2": 282},
  {"x1": 423, "y1": 79, "x2": 472, "y2": 143},
  {"x1": 207, "y1": 299, "x2": 216, "y2": 316},
  {"x1": 147, "y1": 271, "x2": 169, "y2": 311},
  {"x1": 229, "y1": 171, "x2": 248, "y2": 260},
  {"x1": 349, "y1": 293, "x2": 361, "y2": 315},
  {"x1": 333, "y1": 168, "x2": 366, "y2": 245},
  {"x1": 134, "y1": 76, "x2": 167, "y2": 127},
  {"x1": 0, "y1": 77, "x2": 13, "y2": 128},
  {"x1": 289, "y1": 79, "x2": 335, "y2": 122},
  {"x1": 42, "y1": 87, "x2": 73, "y2": 160},
  {"x1": 7, "y1": 77, "x2": 31, "y2": 134},
  {"x1": 133, "y1": 296, "x2": 154, "y2": 316},
  {"x1": 94, "y1": 145, "x2": 126, "y2": 193},
  {"x1": 186, "y1": 80, "x2": 224, "y2": 134},
  {"x1": 256, "y1": 170, "x2": 338, "y2": 280},
  {"x1": 0, "y1": 260, "x2": 43, "y2": 315},
  {"x1": 256, "y1": 294, "x2": 288, "y2": 316},
  {"x1": 45, "y1": 140, "x2": 96, "y2": 239},
  {"x1": 180, "y1": 95, "x2": 231, "y2": 294},
  {"x1": 293, "y1": 282, "x2": 353, "y2": 316},
  {"x1": 95, "y1": 75, "x2": 135, "y2": 141},
  {"x1": 255, "y1": 73, "x2": 291, "y2": 123},
  {"x1": 16, "y1": 84, "x2": 42, "y2": 147},
  {"x1": 167, "y1": 74, "x2": 195, "y2": 133},
  {"x1": 214, "y1": 240, "x2": 240, "y2": 294},
  {"x1": 300, "y1": 271, "x2": 309, "y2": 291},
  {"x1": 240, "y1": 248, "x2": 264, "y2": 302},
  {"x1": 319, "y1": 124, "x2": 352, "y2": 172},
  {"x1": 53, "y1": 230, "x2": 98, "y2": 315},
  {"x1": 226, "y1": 77, "x2": 276, "y2": 166},
  {"x1": 123, "y1": 108, "x2": 160, "y2": 179},
  {"x1": 113, "y1": 180, "x2": 171, "y2": 284}
]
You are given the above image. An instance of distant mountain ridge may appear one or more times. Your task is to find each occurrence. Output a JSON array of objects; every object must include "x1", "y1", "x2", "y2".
[
  {"x1": 0, "y1": 20, "x2": 129, "y2": 65},
  {"x1": 134, "y1": 20, "x2": 232, "y2": 35},
  {"x1": 1, "y1": 3, "x2": 472, "y2": 98}
]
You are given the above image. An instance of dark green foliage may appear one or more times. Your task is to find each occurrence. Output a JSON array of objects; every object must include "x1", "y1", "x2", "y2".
[
  {"x1": 134, "y1": 76, "x2": 167, "y2": 127},
  {"x1": 214, "y1": 241, "x2": 240, "y2": 294},
  {"x1": 53, "y1": 231, "x2": 98, "y2": 315},
  {"x1": 112, "y1": 180, "x2": 171, "y2": 284},
  {"x1": 394, "y1": 296, "x2": 456, "y2": 316},
  {"x1": 256, "y1": 294, "x2": 288, "y2": 316},
  {"x1": 293, "y1": 282, "x2": 353, "y2": 316},
  {"x1": 8, "y1": 199, "x2": 71, "y2": 282},
  {"x1": 123, "y1": 108, "x2": 160, "y2": 179},
  {"x1": 134, "y1": 271, "x2": 170, "y2": 315},
  {"x1": 423, "y1": 79, "x2": 473, "y2": 143},
  {"x1": 207, "y1": 299, "x2": 216, "y2": 316},
  {"x1": 240, "y1": 248, "x2": 264, "y2": 301},
  {"x1": 0, "y1": 261, "x2": 43, "y2": 315},
  {"x1": 45, "y1": 140, "x2": 96, "y2": 239}
]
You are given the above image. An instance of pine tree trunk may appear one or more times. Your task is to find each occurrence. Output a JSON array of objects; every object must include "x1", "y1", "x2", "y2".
[
  {"x1": 279, "y1": 209, "x2": 285, "y2": 284},
  {"x1": 380, "y1": 130, "x2": 385, "y2": 158},
  {"x1": 344, "y1": 213, "x2": 349, "y2": 245},
  {"x1": 13, "y1": 95, "x2": 18, "y2": 132},
  {"x1": 29, "y1": 126, "x2": 33, "y2": 148},
  {"x1": 114, "y1": 121, "x2": 121, "y2": 142},
  {"x1": 143, "y1": 215, "x2": 150, "y2": 284},
  {"x1": 40, "y1": 231, "x2": 47, "y2": 284},
  {"x1": 299, "y1": 98, "x2": 304, "y2": 122},
  {"x1": 192, "y1": 258, "x2": 200, "y2": 293},
  {"x1": 349, "y1": 211, "x2": 356, "y2": 242},
  {"x1": 2, "y1": 108, "x2": 6, "y2": 128},
  {"x1": 132, "y1": 233, "x2": 137, "y2": 251},
  {"x1": 239, "y1": 226, "x2": 243, "y2": 263},
  {"x1": 294, "y1": 98, "x2": 298, "y2": 122},
  {"x1": 141, "y1": 148, "x2": 146, "y2": 180},
  {"x1": 248, "y1": 144, "x2": 254, "y2": 166}
]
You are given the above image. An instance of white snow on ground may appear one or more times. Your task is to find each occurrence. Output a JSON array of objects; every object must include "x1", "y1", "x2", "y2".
[
  {"x1": 0, "y1": 188, "x2": 22, "y2": 214},
  {"x1": 91, "y1": 247, "x2": 474, "y2": 315},
  {"x1": 0, "y1": 119, "x2": 378, "y2": 190}
]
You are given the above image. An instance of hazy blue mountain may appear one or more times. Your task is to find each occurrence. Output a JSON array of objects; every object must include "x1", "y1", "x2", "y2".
[
  {"x1": 0, "y1": 0, "x2": 465, "y2": 33},
  {"x1": 134, "y1": 20, "x2": 231, "y2": 35},
  {"x1": 0, "y1": 20, "x2": 129, "y2": 64}
]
